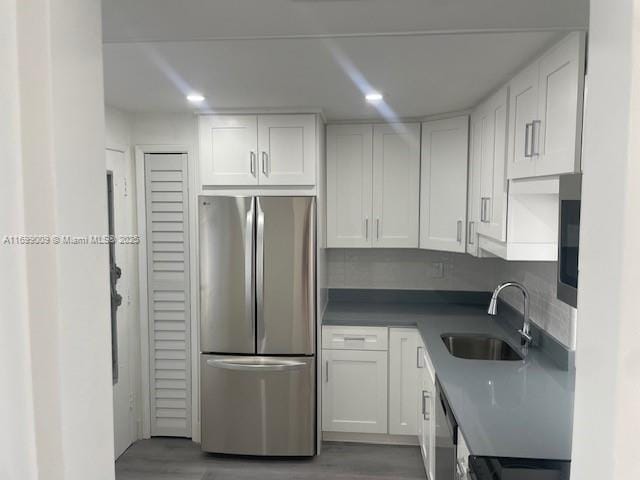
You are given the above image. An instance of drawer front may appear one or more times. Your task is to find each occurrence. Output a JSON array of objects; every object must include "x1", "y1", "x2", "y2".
[{"x1": 322, "y1": 326, "x2": 388, "y2": 351}]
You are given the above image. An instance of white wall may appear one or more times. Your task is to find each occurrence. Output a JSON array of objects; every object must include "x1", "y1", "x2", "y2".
[
  {"x1": 0, "y1": 2, "x2": 38, "y2": 478},
  {"x1": 2, "y1": 0, "x2": 115, "y2": 479},
  {"x1": 571, "y1": 0, "x2": 640, "y2": 478}
]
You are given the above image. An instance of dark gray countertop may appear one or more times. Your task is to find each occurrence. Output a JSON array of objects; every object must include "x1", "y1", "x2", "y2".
[{"x1": 323, "y1": 301, "x2": 575, "y2": 460}]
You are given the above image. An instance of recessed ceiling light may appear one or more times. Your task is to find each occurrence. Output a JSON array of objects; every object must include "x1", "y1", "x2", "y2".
[
  {"x1": 365, "y1": 92, "x2": 383, "y2": 103},
  {"x1": 187, "y1": 93, "x2": 205, "y2": 103}
]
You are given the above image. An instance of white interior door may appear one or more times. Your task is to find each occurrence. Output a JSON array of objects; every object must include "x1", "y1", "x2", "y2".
[
  {"x1": 419, "y1": 116, "x2": 468, "y2": 252},
  {"x1": 144, "y1": 153, "x2": 192, "y2": 438},
  {"x1": 107, "y1": 149, "x2": 136, "y2": 459},
  {"x1": 372, "y1": 123, "x2": 420, "y2": 248},
  {"x1": 326, "y1": 124, "x2": 373, "y2": 247}
]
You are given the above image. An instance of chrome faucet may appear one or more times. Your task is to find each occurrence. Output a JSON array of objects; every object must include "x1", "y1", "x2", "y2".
[{"x1": 488, "y1": 282, "x2": 534, "y2": 349}]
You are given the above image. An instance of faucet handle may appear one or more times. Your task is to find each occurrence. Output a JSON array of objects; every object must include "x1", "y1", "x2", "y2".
[{"x1": 518, "y1": 328, "x2": 533, "y2": 346}]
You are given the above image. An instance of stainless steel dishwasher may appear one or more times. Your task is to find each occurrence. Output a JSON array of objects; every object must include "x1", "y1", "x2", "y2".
[{"x1": 435, "y1": 377, "x2": 458, "y2": 480}]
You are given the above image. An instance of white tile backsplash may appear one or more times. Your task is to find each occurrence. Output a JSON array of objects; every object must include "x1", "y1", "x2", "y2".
[{"x1": 327, "y1": 249, "x2": 577, "y2": 350}]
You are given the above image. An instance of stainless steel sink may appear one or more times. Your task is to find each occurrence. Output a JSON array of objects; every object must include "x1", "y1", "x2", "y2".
[{"x1": 441, "y1": 334, "x2": 523, "y2": 361}]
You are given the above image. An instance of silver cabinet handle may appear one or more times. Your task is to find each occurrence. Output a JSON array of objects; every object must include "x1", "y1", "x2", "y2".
[
  {"x1": 325, "y1": 360, "x2": 329, "y2": 383},
  {"x1": 365, "y1": 218, "x2": 369, "y2": 240},
  {"x1": 484, "y1": 198, "x2": 491, "y2": 223},
  {"x1": 376, "y1": 219, "x2": 380, "y2": 240},
  {"x1": 261, "y1": 151, "x2": 268, "y2": 175},
  {"x1": 422, "y1": 390, "x2": 431, "y2": 420},
  {"x1": 343, "y1": 336, "x2": 366, "y2": 342},
  {"x1": 250, "y1": 151, "x2": 256, "y2": 176},
  {"x1": 456, "y1": 220, "x2": 462, "y2": 243},
  {"x1": 417, "y1": 346, "x2": 424, "y2": 368},
  {"x1": 468, "y1": 221, "x2": 475, "y2": 245},
  {"x1": 524, "y1": 122, "x2": 533, "y2": 158},
  {"x1": 532, "y1": 120, "x2": 541, "y2": 156},
  {"x1": 480, "y1": 198, "x2": 486, "y2": 222}
]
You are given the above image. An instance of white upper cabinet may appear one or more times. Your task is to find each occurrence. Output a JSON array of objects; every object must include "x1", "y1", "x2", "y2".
[
  {"x1": 419, "y1": 116, "x2": 469, "y2": 252},
  {"x1": 372, "y1": 123, "x2": 421, "y2": 248},
  {"x1": 508, "y1": 64, "x2": 538, "y2": 179},
  {"x1": 478, "y1": 86, "x2": 509, "y2": 242},
  {"x1": 199, "y1": 113, "x2": 317, "y2": 186},
  {"x1": 199, "y1": 115, "x2": 259, "y2": 186},
  {"x1": 535, "y1": 33, "x2": 585, "y2": 176},
  {"x1": 508, "y1": 32, "x2": 585, "y2": 179},
  {"x1": 257, "y1": 114, "x2": 317, "y2": 185},
  {"x1": 466, "y1": 111, "x2": 483, "y2": 256},
  {"x1": 326, "y1": 123, "x2": 420, "y2": 248},
  {"x1": 326, "y1": 125, "x2": 373, "y2": 247}
]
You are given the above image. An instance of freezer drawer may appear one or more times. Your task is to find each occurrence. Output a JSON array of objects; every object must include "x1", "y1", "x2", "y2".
[{"x1": 200, "y1": 354, "x2": 315, "y2": 456}]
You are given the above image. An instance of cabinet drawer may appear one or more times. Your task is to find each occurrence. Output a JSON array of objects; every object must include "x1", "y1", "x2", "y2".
[{"x1": 322, "y1": 326, "x2": 388, "y2": 351}]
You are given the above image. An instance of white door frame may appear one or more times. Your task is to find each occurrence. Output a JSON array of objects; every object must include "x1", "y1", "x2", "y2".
[
  {"x1": 106, "y1": 145, "x2": 139, "y2": 455},
  {"x1": 134, "y1": 144, "x2": 200, "y2": 442}
]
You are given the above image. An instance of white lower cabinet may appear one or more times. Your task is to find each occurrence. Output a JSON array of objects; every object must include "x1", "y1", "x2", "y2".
[
  {"x1": 418, "y1": 342, "x2": 436, "y2": 480},
  {"x1": 322, "y1": 346, "x2": 388, "y2": 434},
  {"x1": 389, "y1": 328, "x2": 424, "y2": 435}
]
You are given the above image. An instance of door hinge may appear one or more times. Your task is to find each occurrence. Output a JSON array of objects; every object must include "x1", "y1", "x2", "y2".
[{"x1": 123, "y1": 177, "x2": 128, "y2": 197}]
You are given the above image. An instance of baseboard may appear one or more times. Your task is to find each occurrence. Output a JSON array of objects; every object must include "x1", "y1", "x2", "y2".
[{"x1": 322, "y1": 431, "x2": 419, "y2": 446}]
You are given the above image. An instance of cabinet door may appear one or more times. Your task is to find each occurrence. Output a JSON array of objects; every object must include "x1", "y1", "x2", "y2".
[
  {"x1": 322, "y1": 349, "x2": 388, "y2": 434},
  {"x1": 257, "y1": 114, "x2": 316, "y2": 185},
  {"x1": 535, "y1": 32, "x2": 585, "y2": 176},
  {"x1": 199, "y1": 115, "x2": 258, "y2": 186},
  {"x1": 419, "y1": 116, "x2": 468, "y2": 252},
  {"x1": 389, "y1": 329, "x2": 423, "y2": 436},
  {"x1": 420, "y1": 355, "x2": 436, "y2": 480},
  {"x1": 466, "y1": 110, "x2": 483, "y2": 256},
  {"x1": 478, "y1": 87, "x2": 509, "y2": 242},
  {"x1": 326, "y1": 124, "x2": 373, "y2": 247},
  {"x1": 508, "y1": 63, "x2": 539, "y2": 179},
  {"x1": 372, "y1": 123, "x2": 421, "y2": 248}
]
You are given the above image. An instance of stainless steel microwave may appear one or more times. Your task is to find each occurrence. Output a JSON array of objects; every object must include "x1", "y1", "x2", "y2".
[{"x1": 557, "y1": 174, "x2": 581, "y2": 308}]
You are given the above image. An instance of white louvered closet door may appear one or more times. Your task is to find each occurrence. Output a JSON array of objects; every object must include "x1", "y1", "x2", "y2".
[{"x1": 144, "y1": 153, "x2": 192, "y2": 438}]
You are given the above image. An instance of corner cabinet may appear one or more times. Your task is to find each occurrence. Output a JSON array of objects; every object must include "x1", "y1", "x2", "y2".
[
  {"x1": 508, "y1": 32, "x2": 585, "y2": 179},
  {"x1": 326, "y1": 123, "x2": 420, "y2": 248},
  {"x1": 199, "y1": 113, "x2": 317, "y2": 186},
  {"x1": 419, "y1": 116, "x2": 469, "y2": 252}
]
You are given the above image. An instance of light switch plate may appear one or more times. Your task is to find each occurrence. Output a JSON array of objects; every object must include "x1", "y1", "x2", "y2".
[{"x1": 432, "y1": 262, "x2": 445, "y2": 278}]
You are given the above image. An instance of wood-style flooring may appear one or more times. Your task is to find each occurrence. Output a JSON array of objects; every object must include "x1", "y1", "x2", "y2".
[{"x1": 115, "y1": 438, "x2": 426, "y2": 480}]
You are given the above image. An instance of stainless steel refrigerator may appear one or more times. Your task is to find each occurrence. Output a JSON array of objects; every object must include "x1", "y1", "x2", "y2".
[{"x1": 199, "y1": 196, "x2": 316, "y2": 456}]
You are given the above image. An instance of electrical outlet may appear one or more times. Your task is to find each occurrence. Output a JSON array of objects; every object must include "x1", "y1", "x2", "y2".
[{"x1": 432, "y1": 262, "x2": 445, "y2": 279}]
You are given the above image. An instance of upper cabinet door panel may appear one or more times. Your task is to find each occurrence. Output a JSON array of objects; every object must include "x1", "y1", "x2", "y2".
[
  {"x1": 326, "y1": 124, "x2": 373, "y2": 248},
  {"x1": 467, "y1": 110, "x2": 483, "y2": 256},
  {"x1": 508, "y1": 63, "x2": 538, "y2": 179},
  {"x1": 419, "y1": 116, "x2": 469, "y2": 253},
  {"x1": 478, "y1": 87, "x2": 509, "y2": 242},
  {"x1": 535, "y1": 32, "x2": 585, "y2": 177},
  {"x1": 199, "y1": 115, "x2": 258, "y2": 186},
  {"x1": 257, "y1": 114, "x2": 316, "y2": 185},
  {"x1": 372, "y1": 123, "x2": 421, "y2": 248}
]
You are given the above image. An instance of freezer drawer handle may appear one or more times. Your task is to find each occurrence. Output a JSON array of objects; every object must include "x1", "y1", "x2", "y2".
[{"x1": 206, "y1": 358, "x2": 306, "y2": 372}]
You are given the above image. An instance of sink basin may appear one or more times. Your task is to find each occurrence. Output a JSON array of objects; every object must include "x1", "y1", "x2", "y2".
[{"x1": 441, "y1": 334, "x2": 523, "y2": 361}]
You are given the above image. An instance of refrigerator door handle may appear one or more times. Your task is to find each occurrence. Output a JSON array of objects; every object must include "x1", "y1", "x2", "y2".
[
  {"x1": 246, "y1": 198, "x2": 256, "y2": 345},
  {"x1": 206, "y1": 358, "x2": 306, "y2": 372},
  {"x1": 256, "y1": 198, "x2": 265, "y2": 350}
]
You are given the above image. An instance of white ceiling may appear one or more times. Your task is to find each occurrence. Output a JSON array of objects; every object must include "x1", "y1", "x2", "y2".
[
  {"x1": 101, "y1": 0, "x2": 588, "y2": 119},
  {"x1": 102, "y1": 0, "x2": 588, "y2": 42}
]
